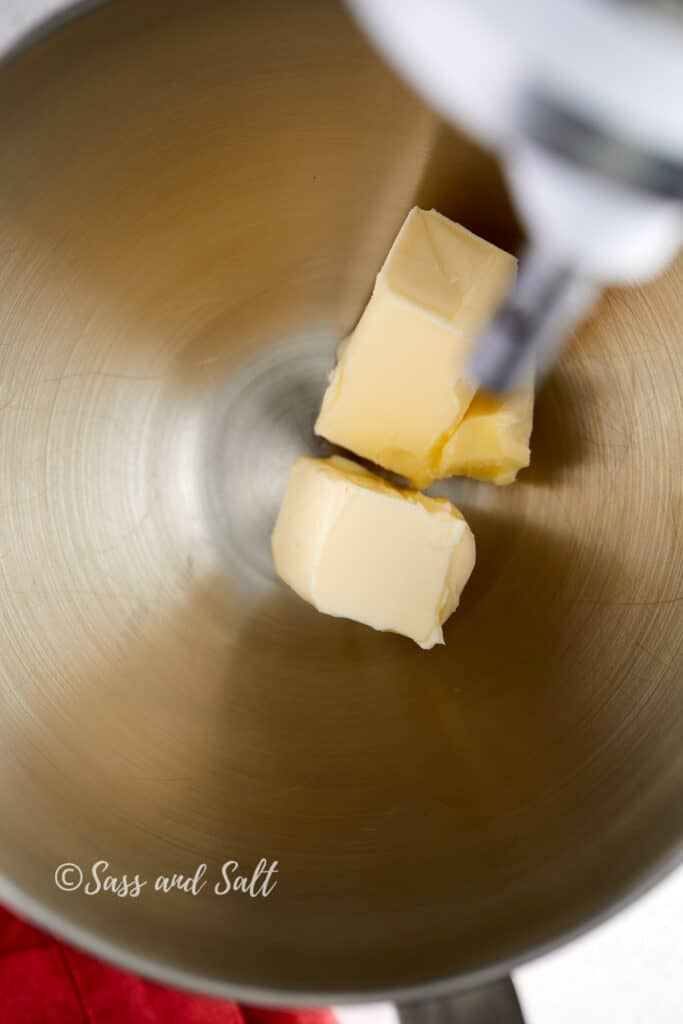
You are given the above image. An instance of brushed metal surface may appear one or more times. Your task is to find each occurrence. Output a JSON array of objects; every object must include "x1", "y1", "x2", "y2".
[
  {"x1": 399, "y1": 980, "x2": 524, "y2": 1024},
  {"x1": 0, "y1": 0, "x2": 681, "y2": 1002}
]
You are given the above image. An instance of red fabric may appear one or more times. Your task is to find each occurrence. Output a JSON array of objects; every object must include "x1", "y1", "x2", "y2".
[{"x1": 0, "y1": 905, "x2": 336, "y2": 1024}]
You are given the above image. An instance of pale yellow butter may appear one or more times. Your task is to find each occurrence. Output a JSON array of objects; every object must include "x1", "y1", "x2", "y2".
[
  {"x1": 314, "y1": 207, "x2": 516, "y2": 488},
  {"x1": 271, "y1": 455, "x2": 476, "y2": 649},
  {"x1": 437, "y1": 381, "x2": 534, "y2": 485}
]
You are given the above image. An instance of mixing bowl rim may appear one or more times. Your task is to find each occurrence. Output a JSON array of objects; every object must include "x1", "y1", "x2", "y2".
[{"x1": 2, "y1": 844, "x2": 683, "y2": 1004}]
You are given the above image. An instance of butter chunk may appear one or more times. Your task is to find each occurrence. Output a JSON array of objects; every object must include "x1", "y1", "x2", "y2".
[
  {"x1": 272, "y1": 455, "x2": 475, "y2": 649},
  {"x1": 437, "y1": 381, "x2": 534, "y2": 485},
  {"x1": 314, "y1": 207, "x2": 516, "y2": 488}
]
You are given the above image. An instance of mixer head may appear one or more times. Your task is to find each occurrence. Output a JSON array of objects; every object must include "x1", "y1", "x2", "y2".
[{"x1": 348, "y1": 0, "x2": 683, "y2": 390}]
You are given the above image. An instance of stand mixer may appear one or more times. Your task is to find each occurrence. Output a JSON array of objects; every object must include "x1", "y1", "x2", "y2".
[
  {"x1": 0, "y1": 2, "x2": 681, "y2": 1022},
  {"x1": 348, "y1": 0, "x2": 683, "y2": 390}
]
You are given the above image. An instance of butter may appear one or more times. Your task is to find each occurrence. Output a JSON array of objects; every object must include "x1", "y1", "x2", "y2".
[
  {"x1": 314, "y1": 207, "x2": 516, "y2": 488},
  {"x1": 437, "y1": 381, "x2": 534, "y2": 485},
  {"x1": 272, "y1": 455, "x2": 476, "y2": 649}
]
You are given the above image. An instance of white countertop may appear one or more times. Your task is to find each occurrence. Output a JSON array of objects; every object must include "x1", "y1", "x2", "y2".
[
  {"x1": 3, "y1": 3, "x2": 682, "y2": 1021},
  {"x1": 335, "y1": 866, "x2": 683, "y2": 1023},
  {"x1": 515, "y1": 865, "x2": 683, "y2": 1022}
]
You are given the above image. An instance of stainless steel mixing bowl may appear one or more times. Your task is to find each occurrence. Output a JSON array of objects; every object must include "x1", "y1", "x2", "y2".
[{"x1": 0, "y1": 0, "x2": 681, "y2": 1014}]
